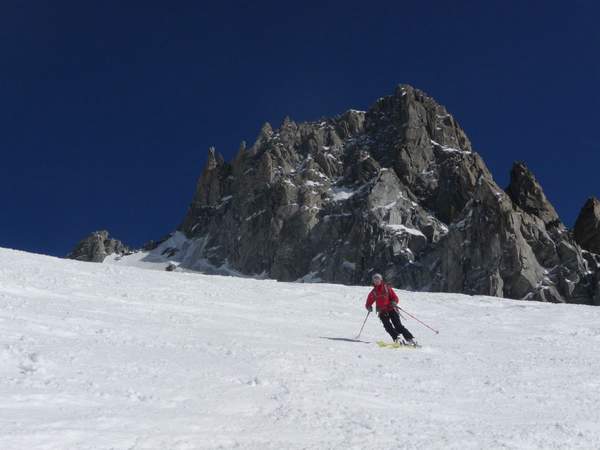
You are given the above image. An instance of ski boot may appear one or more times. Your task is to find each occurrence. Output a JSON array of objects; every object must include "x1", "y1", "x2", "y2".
[{"x1": 404, "y1": 338, "x2": 418, "y2": 347}]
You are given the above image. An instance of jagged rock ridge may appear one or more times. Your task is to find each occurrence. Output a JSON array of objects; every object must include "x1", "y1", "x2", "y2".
[
  {"x1": 574, "y1": 197, "x2": 600, "y2": 254},
  {"x1": 175, "y1": 84, "x2": 600, "y2": 304},
  {"x1": 506, "y1": 162, "x2": 560, "y2": 225},
  {"x1": 79, "y1": 84, "x2": 596, "y2": 305}
]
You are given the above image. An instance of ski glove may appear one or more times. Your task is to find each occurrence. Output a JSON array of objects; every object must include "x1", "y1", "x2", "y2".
[{"x1": 366, "y1": 305, "x2": 373, "y2": 312}]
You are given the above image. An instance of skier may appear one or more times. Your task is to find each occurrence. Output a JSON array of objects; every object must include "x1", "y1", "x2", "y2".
[{"x1": 365, "y1": 273, "x2": 417, "y2": 345}]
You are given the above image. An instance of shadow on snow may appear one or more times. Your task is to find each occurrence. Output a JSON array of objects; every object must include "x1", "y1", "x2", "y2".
[{"x1": 319, "y1": 337, "x2": 371, "y2": 344}]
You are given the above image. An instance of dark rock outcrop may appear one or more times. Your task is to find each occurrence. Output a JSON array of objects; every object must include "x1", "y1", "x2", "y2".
[
  {"x1": 67, "y1": 230, "x2": 130, "y2": 262},
  {"x1": 574, "y1": 197, "x2": 600, "y2": 255},
  {"x1": 506, "y1": 162, "x2": 560, "y2": 225}
]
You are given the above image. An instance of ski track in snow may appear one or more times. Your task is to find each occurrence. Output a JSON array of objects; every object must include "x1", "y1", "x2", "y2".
[{"x1": 1, "y1": 248, "x2": 600, "y2": 449}]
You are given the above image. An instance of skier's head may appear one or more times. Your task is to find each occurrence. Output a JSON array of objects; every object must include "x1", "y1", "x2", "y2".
[{"x1": 372, "y1": 273, "x2": 383, "y2": 286}]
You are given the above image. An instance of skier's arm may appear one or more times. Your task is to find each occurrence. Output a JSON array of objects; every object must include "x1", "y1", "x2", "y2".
[
  {"x1": 365, "y1": 291, "x2": 375, "y2": 311},
  {"x1": 389, "y1": 286, "x2": 399, "y2": 305}
]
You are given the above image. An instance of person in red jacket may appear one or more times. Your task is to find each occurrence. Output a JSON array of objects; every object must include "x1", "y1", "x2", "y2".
[{"x1": 365, "y1": 273, "x2": 416, "y2": 345}]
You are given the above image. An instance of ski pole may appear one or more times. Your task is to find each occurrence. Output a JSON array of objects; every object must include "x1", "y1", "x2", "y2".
[
  {"x1": 395, "y1": 306, "x2": 439, "y2": 334},
  {"x1": 355, "y1": 311, "x2": 371, "y2": 339}
]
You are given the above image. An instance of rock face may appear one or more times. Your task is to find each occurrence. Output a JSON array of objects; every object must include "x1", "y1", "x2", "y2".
[
  {"x1": 506, "y1": 162, "x2": 560, "y2": 225},
  {"x1": 67, "y1": 230, "x2": 130, "y2": 262},
  {"x1": 175, "y1": 84, "x2": 599, "y2": 304},
  {"x1": 574, "y1": 197, "x2": 600, "y2": 255},
  {"x1": 421, "y1": 169, "x2": 593, "y2": 303}
]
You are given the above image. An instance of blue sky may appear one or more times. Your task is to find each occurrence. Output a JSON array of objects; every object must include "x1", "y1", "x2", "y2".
[{"x1": 1, "y1": 0, "x2": 598, "y2": 256}]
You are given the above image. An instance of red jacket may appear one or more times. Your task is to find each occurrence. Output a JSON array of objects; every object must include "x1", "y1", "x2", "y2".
[{"x1": 366, "y1": 283, "x2": 399, "y2": 312}]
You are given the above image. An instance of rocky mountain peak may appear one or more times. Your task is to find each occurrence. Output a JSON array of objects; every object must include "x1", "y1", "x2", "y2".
[
  {"x1": 250, "y1": 122, "x2": 274, "y2": 154},
  {"x1": 235, "y1": 141, "x2": 247, "y2": 159},
  {"x1": 68, "y1": 83, "x2": 600, "y2": 306},
  {"x1": 206, "y1": 146, "x2": 218, "y2": 170},
  {"x1": 574, "y1": 197, "x2": 600, "y2": 254},
  {"x1": 170, "y1": 84, "x2": 600, "y2": 304},
  {"x1": 506, "y1": 161, "x2": 560, "y2": 225}
]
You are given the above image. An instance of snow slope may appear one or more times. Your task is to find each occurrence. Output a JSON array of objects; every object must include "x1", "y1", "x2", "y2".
[
  {"x1": 1, "y1": 248, "x2": 600, "y2": 449},
  {"x1": 103, "y1": 232, "x2": 249, "y2": 277}
]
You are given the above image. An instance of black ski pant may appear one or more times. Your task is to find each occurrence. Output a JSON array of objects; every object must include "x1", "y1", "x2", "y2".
[{"x1": 378, "y1": 309, "x2": 414, "y2": 341}]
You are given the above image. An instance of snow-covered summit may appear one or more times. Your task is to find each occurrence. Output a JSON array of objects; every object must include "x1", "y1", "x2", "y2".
[{"x1": 2, "y1": 247, "x2": 600, "y2": 449}]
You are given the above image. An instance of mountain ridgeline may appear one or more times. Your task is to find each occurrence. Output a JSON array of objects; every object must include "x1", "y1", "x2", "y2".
[
  {"x1": 176, "y1": 84, "x2": 600, "y2": 304},
  {"x1": 72, "y1": 85, "x2": 600, "y2": 305}
]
